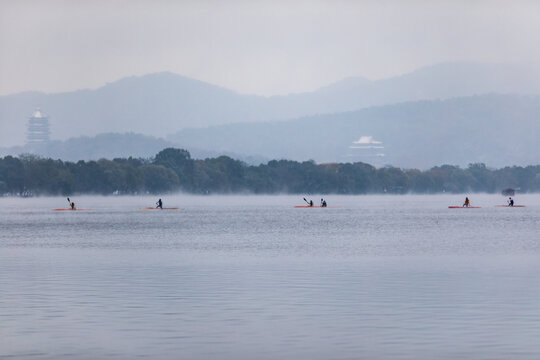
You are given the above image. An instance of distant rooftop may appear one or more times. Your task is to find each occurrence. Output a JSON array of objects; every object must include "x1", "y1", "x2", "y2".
[{"x1": 31, "y1": 107, "x2": 47, "y2": 119}]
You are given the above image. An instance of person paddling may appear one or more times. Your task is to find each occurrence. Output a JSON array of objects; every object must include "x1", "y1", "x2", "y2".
[
  {"x1": 156, "y1": 198, "x2": 163, "y2": 209},
  {"x1": 67, "y1": 197, "x2": 76, "y2": 210},
  {"x1": 321, "y1": 198, "x2": 327, "y2": 207},
  {"x1": 463, "y1": 197, "x2": 470, "y2": 207},
  {"x1": 508, "y1": 197, "x2": 514, "y2": 207},
  {"x1": 303, "y1": 197, "x2": 314, "y2": 207}
]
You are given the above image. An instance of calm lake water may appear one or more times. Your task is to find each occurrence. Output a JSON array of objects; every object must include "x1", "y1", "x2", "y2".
[{"x1": 1, "y1": 194, "x2": 540, "y2": 359}]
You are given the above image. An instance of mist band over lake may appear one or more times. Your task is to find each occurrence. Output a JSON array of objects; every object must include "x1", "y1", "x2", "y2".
[{"x1": 2, "y1": 194, "x2": 539, "y2": 359}]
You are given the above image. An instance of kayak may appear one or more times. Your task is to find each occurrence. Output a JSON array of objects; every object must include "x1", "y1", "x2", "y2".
[
  {"x1": 141, "y1": 207, "x2": 179, "y2": 210},
  {"x1": 448, "y1": 206, "x2": 481, "y2": 209},
  {"x1": 52, "y1": 208, "x2": 92, "y2": 211},
  {"x1": 294, "y1": 206, "x2": 337, "y2": 208},
  {"x1": 495, "y1": 205, "x2": 526, "y2": 207}
]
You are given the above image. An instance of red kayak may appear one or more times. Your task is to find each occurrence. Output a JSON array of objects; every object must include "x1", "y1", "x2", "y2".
[
  {"x1": 52, "y1": 208, "x2": 92, "y2": 211},
  {"x1": 448, "y1": 206, "x2": 481, "y2": 209},
  {"x1": 141, "y1": 207, "x2": 179, "y2": 210},
  {"x1": 495, "y1": 205, "x2": 526, "y2": 207},
  {"x1": 294, "y1": 206, "x2": 337, "y2": 208}
]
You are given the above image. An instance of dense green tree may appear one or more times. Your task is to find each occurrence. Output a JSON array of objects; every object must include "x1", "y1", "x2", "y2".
[
  {"x1": 140, "y1": 164, "x2": 180, "y2": 193},
  {"x1": 405, "y1": 169, "x2": 437, "y2": 193},
  {"x1": 467, "y1": 163, "x2": 495, "y2": 192},
  {"x1": 153, "y1": 148, "x2": 194, "y2": 190},
  {"x1": 0, "y1": 156, "x2": 25, "y2": 193}
]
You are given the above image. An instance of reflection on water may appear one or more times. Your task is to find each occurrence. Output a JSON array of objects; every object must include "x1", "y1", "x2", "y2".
[{"x1": 1, "y1": 194, "x2": 540, "y2": 359}]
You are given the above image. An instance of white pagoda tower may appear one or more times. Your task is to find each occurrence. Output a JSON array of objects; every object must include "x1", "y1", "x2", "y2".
[{"x1": 27, "y1": 107, "x2": 50, "y2": 144}]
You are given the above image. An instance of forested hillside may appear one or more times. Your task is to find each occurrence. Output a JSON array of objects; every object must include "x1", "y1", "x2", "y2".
[{"x1": 169, "y1": 94, "x2": 540, "y2": 168}]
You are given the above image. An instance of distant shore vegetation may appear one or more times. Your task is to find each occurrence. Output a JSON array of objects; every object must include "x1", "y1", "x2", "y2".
[{"x1": 1, "y1": 148, "x2": 539, "y2": 196}]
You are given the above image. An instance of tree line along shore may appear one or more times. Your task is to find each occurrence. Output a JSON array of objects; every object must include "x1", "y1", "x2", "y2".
[{"x1": 0, "y1": 148, "x2": 539, "y2": 196}]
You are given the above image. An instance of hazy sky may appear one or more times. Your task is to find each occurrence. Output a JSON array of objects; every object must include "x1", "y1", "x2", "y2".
[{"x1": 1, "y1": 0, "x2": 539, "y2": 96}]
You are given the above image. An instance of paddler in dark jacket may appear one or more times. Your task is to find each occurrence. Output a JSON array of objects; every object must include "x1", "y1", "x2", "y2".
[
  {"x1": 156, "y1": 198, "x2": 163, "y2": 209},
  {"x1": 321, "y1": 198, "x2": 327, "y2": 207},
  {"x1": 508, "y1": 197, "x2": 514, "y2": 206}
]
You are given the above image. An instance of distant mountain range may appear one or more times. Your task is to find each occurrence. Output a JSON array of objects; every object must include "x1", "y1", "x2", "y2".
[
  {"x1": 1, "y1": 62, "x2": 540, "y2": 148},
  {"x1": 168, "y1": 94, "x2": 540, "y2": 169},
  {"x1": 0, "y1": 133, "x2": 174, "y2": 162},
  {"x1": 0, "y1": 133, "x2": 268, "y2": 165},
  {"x1": 3, "y1": 93, "x2": 538, "y2": 169}
]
